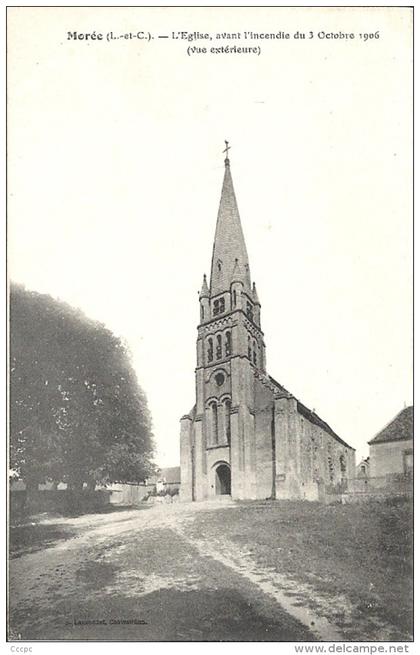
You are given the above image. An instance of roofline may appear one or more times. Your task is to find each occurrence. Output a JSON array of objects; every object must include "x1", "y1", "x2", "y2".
[
  {"x1": 367, "y1": 406, "x2": 414, "y2": 445},
  {"x1": 368, "y1": 435, "x2": 413, "y2": 446},
  {"x1": 268, "y1": 374, "x2": 355, "y2": 451},
  {"x1": 296, "y1": 401, "x2": 355, "y2": 451}
]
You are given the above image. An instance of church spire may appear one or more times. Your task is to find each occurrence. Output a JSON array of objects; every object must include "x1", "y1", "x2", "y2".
[{"x1": 210, "y1": 143, "x2": 251, "y2": 296}]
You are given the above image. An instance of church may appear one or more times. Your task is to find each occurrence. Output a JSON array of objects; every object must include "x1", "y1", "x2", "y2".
[{"x1": 180, "y1": 146, "x2": 355, "y2": 502}]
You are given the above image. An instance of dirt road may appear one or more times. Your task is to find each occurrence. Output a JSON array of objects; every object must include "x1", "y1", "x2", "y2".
[
  {"x1": 9, "y1": 501, "x2": 324, "y2": 641},
  {"x1": 9, "y1": 500, "x2": 408, "y2": 642}
]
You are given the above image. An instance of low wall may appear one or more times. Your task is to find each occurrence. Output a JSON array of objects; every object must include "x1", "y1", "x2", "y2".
[
  {"x1": 10, "y1": 489, "x2": 112, "y2": 516},
  {"x1": 10, "y1": 483, "x2": 180, "y2": 515},
  {"x1": 325, "y1": 474, "x2": 413, "y2": 504},
  {"x1": 146, "y1": 494, "x2": 180, "y2": 504},
  {"x1": 348, "y1": 474, "x2": 413, "y2": 494}
]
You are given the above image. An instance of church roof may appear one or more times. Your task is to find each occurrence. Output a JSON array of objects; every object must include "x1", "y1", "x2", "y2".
[
  {"x1": 268, "y1": 375, "x2": 292, "y2": 398},
  {"x1": 296, "y1": 401, "x2": 354, "y2": 450},
  {"x1": 368, "y1": 406, "x2": 413, "y2": 445},
  {"x1": 268, "y1": 374, "x2": 355, "y2": 450},
  {"x1": 210, "y1": 157, "x2": 251, "y2": 296}
]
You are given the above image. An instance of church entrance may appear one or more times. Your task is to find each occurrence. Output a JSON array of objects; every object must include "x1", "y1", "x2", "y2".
[{"x1": 215, "y1": 463, "x2": 231, "y2": 495}]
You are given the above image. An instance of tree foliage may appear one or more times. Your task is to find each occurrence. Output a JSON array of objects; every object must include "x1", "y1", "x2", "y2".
[{"x1": 10, "y1": 284, "x2": 155, "y2": 489}]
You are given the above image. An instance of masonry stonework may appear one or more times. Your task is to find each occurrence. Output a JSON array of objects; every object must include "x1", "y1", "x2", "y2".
[{"x1": 180, "y1": 152, "x2": 355, "y2": 502}]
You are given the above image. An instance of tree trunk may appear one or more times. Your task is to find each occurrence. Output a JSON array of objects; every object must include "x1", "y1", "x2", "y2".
[
  {"x1": 86, "y1": 479, "x2": 96, "y2": 492},
  {"x1": 24, "y1": 478, "x2": 39, "y2": 511},
  {"x1": 68, "y1": 479, "x2": 83, "y2": 492}
]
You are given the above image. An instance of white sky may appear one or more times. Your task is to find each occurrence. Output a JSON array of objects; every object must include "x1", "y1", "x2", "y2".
[{"x1": 8, "y1": 7, "x2": 412, "y2": 467}]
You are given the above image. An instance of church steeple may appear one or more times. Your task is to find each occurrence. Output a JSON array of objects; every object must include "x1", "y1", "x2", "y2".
[
  {"x1": 180, "y1": 146, "x2": 355, "y2": 505},
  {"x1": 210, "y1": 144, "x2": 251, "y2": 296}
]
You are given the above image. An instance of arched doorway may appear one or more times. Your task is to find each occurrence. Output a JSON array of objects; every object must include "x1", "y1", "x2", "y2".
[{"x1": 215, "y1": 463, "x2": 231, "y2": 495}]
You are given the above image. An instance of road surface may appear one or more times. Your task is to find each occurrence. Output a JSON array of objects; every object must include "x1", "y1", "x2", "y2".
[{"x1": 9, "y1": 501, "x2": 325, "y2": 641}]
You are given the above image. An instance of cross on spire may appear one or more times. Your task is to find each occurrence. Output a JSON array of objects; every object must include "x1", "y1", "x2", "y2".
[
  {"x1": 210, "y1": 143, "x2": 251, "y2": 295},
  {"x1": 223, "y1": 140, "x2": 231, "y2": 164}
]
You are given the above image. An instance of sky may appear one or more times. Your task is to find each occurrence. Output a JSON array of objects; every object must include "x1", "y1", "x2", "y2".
[{"x1": 8, "y1": 6, "x2": 413, "y2": 466}]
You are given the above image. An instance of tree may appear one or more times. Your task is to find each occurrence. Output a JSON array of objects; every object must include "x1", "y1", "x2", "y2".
[{"x1": 10, "y1": 284, "x2": 155, "y2": 491}]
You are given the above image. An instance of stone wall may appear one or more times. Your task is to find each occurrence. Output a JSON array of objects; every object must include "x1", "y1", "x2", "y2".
[
  {"x1": 274, "y1": 398, "x2": 355, "y2": 501},
  {"x1": 180, "y1": 355, "x2": 356, "y2": 503}
]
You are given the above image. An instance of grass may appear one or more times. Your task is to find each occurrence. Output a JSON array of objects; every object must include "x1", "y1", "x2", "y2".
[
  {"x1": 186, "y1": 497, "x2": 413, "y2": 637},
  {"x1": 9, "y1": 523, "x2": 78, "y2": 558},
  {"x1": 9, "y1": 497, "x2": 413, "y2": 641}
]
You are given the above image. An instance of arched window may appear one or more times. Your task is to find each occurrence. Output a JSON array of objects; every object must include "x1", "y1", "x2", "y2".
[
  {"x1": 216, "y1": 334, "x2": 222, "y2": 359},
  {"x1": 207, "y1": 337, "x2": 214, "y2": 363},
  {"x1": 211, "y1": 402, "x2": 218, "y2": 444},
  {"x1": 339, "y1": 454, "x2": 346, "y2": 481},
  {"x1": 233, "y1": 290, "x2": 237, "y2": 307},
  {"x1": 225, "y1": 331, "x2": 231, "y2": 357},
  {"x1": 253, "y1": 340, "x2": 257, "y2": 365},
  {"x1": 213, "y1": 297, "x2": 225, "y2": 316},
  {"x1": 224, "y1": 399, "x2": 231, "y2": 444},
  {"x1": 248, "y1": 335, "x2": 252, "y2": 360},
  {"x1": 327, "y1": 455, "x2": 334, "y2": 482},
  {"x1": 246, "y1": 301, "x2": 253, "y2": 321},
  {"x1": 200, "y1": 305, "x2": 204, "y2": 321}
]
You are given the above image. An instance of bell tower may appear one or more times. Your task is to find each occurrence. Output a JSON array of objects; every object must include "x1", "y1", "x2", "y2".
[
  {"x1": 181, "y1": 144, "x2": 267, "y2": 500},
  {"x1": 180, "y1": 143, "x2": 356, "y2": 502}
]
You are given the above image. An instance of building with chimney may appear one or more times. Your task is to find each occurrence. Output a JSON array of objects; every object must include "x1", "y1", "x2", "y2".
[{"x1": 180, "y1": 147, "x2": 355, "y2": 501}]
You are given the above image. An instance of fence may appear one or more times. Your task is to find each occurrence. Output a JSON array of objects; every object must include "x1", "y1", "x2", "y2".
[
  {"x1": 107, "y1": 483, "x2": 151, "y2": 505},
  {"x1": 9, "y1": 480, "x2": 180, "y2": 516}
]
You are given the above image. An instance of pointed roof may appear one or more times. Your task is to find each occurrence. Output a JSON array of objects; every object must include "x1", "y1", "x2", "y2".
[
  {"x1": 200, "y1": 274, "x2": 210, "y2": 298},
  {"x1": 210, "y1": 157, "x2": 251, "y2": 296},
  {"x1": 252, "y1": 282, "x2": 260, "y2": 305},
  {"x1": 368, "y1": 406, "x2": 413, "y2": 445},
  {"x1": 159, "y1": 467, "x2": 180, "y2": 484}
]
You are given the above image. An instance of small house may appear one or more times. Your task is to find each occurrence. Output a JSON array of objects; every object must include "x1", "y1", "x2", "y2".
[{"x1": 368, "y1": 406, "x2": 413, "y2": 480}]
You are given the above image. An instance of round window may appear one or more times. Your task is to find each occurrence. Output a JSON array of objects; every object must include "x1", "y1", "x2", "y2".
[{"x1": 215, "y1": 372, "x2": 225, "y2": 387}]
